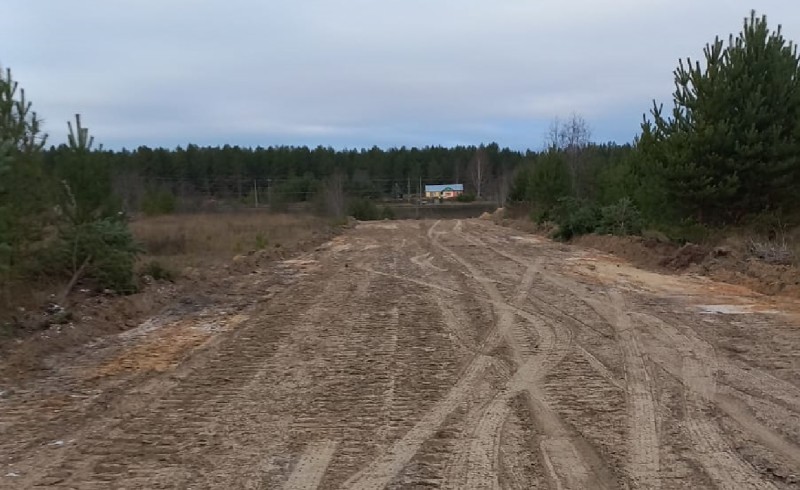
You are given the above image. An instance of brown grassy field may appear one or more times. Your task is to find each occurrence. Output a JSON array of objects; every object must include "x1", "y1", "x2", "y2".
[{"x1": 130, "y1": 211, "x2": 330, "y2": 272}]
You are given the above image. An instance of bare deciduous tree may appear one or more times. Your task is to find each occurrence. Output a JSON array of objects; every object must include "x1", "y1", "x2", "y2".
[
  {"x1": 546, "y1": 113, "x2": 591, "y2": 196},
  {"x1": 468, "y1": 147, "x2": 489, "y2": 198}
]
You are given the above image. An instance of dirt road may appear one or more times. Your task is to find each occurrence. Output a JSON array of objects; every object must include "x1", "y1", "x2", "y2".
[{"x1": 1, "y1": 219, "x2": 799, "y2": 489}]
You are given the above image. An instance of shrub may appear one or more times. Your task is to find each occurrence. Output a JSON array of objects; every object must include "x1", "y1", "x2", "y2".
[
  {"x1": 551, "y1": 197, "x2": 601, "y2": 241},
  {"x1": 598, "y1": 198, "x2": 643, "y2": 236},
  {"x1": 48, "y1": 218, "x2": 142, "y2": 293},
  {"x1": 456, "y1": 193, "x2": 476, "y2": 202},
  {"x1": 348, "y1": 198, "x2": 380, "y2": 221},
  {"x1": 531, "y1": 207, "x2": 551, "y2": 225}
]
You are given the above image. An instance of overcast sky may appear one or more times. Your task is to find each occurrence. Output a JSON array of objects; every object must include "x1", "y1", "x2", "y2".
[{"x1": 2, "y1": 1, "x2": 799, "y2": 150}]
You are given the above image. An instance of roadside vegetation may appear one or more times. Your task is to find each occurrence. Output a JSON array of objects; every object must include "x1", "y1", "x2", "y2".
[
  {"x1": 1, "y1": 71, "x2": 139, "y2": 312},
  {"x1": 509, "y1": 12, "x2": 800, "y2": 265}
]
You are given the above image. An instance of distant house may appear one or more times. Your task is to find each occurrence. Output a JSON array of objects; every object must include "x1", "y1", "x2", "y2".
[{"x1": 424, "y1": 184, "x2": 464, "y2": 200}]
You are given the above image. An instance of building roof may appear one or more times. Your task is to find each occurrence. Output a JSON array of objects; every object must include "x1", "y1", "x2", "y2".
[{"x1": 425, "y1": 184, "x2": 464, "y2": 192}]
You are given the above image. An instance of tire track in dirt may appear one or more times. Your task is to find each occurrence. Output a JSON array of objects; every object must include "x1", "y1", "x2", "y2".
[
  {"x1": 376, "y1": 306, "x2": 401, "y2": 444},
  {"x1": 635, "y1": 313, "x2": 785, "y2": 489},
  {"x1": 575, "y1": 344, "x2": 624, "y2": 391},
  {"x1": 436, "y1": 220, "x2": 613, "y2": 490},
  {"x1": 596, "y1": 291, "x2": 661, "y2": 489},
  {"x1": 357, "y1": 220, "x2": 616, "y2": 489},
  {"x1": 344, "y1": 221, "x2": 528, "y2": 489},
  {"x1": 434, "y1": 223, "x2": 549, "y2": 488},
  {"x1": 342, "y1": 354, "x2": 495, "y2": 490},
  {"x1": 496, "y1": 397, "x2": 542, "y2": 490},
  {"x1": 289, "y1": 236, "x2": 467, "y2": 488},
  {"x1": 715, "y1": 393, "x2": 800, "y2": 470},
  {"x1": 467, "y1": 222, "x2": 797, "y2": 487},
  {"x1": 284, "y1": 440, "x2": 339, "y2": 490},
  {"x1": 722, "y1": 362, "x2": 800, "y2": 413},
  {"x1": 444, "y1": 263, "x2": 540, "y2": 490},
  {"x1": 461, "y1": 227, "x2": 656, "y2": 488},
  {"x1": 15, "y1": 263, "x2": 348, "y2": 489},
  {"x1": 447, "y1": 391, "x2": 514, "y2": 489},
  {"x1": 462, "y1": 228, "x2": 616, "y2": 342}
]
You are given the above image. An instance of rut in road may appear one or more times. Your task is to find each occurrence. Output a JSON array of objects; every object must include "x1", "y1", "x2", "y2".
[
  {"x1": 3, "y1": 218, "x2": 798, "y2": 490},
  {"x1": 432, "y1": 221, "x2": 616, "y2": 490},
  {"x1": 460, "y1": 221, "x2": 800, "y2": 488}
]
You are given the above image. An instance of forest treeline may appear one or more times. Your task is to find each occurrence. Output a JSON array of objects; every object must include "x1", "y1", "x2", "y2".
[{"x1": 39, "y1": 141, "x2": 630, "y2": 211}]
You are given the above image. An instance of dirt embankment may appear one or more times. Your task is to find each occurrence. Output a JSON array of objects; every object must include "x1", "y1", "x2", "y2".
[
  {"x1": 488, "y1": 207, "x2": 800, "y2": 299},
  {"x1": 571, "y1": 233, "x2": 800, "y2": 298}
]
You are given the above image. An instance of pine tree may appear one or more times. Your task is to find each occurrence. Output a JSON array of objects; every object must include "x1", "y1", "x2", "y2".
[
  {"x1": 54, "y1": 114, "x2": 120, "y2": 224},
  {"x1": 527, "y1": 150, "x2": 573, "y2": 208},
  {"x1": 0, "y1": 68, "x2": 49, "y2": 277},
  {"x1": 639, "y1": 11, "x2": 800, "y2": 224}
]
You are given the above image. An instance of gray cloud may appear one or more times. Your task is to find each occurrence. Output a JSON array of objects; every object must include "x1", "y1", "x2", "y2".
[{"x1": 2, "y1": 1, "x2": 799, "y2": 149}]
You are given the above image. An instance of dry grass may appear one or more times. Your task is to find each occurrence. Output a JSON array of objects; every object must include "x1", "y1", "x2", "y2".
[
  {"x1": 130, "y1": 211, "x2": 328, "y2": 270},
  {"x1": 747, "y1": 239, "x2": 795, "y2": 265},
  {"x1": 719, "y1": 225, "x2": 800, "y2": 267}
]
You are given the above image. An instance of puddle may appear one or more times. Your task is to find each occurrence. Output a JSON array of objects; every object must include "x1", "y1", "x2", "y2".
[{"x1": 698, "y1": 304, "x2": 779, "y2": 315}]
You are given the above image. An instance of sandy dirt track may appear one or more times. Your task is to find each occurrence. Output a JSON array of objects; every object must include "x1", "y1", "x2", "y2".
[{"x1": 1, "y1": 219, "x2": 799, "y2": 489}]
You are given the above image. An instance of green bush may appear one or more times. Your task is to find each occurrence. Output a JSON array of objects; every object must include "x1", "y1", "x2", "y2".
[
  {"x1": 48, "y1": 218, "x2": 142, "y2": 293},
  {"x1": 552, "y1": 197, "x2": 601, "y2": 241},
  {"x1": 531, "y1": 207, "x2": 551, "y2": 225},
  {"x1": 456, "y1": 193, "x2": 476, "y2": 202},
  {"x1": 141, "y1": 190, "x2": 176, "y2": 216},
  {"x1": 598, "y1": 198, "x2": 643, "y2": 236},
  {"x1": 348, "y1": 198, "x2": 380, "y2": 221}
]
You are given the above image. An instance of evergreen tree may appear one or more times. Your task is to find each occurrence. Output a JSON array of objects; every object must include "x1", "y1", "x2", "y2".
[
  {"x1": 639, "y1": 11, "x2": 800, "y2": 224},
  {"x1": 0, "y1": 68, "x2": 49, "y2": 277},
  {"x1": 527, "y1": 151, "x2": 573, "y2": 208},
  {"x1": 54, "y1": 115, "x2": 121, "y2": 224}
]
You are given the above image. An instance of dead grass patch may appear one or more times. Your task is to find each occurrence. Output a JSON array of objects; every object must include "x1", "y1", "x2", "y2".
[{"x1": 131, "y1": 211, "x2": 328, "y2": 271}]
